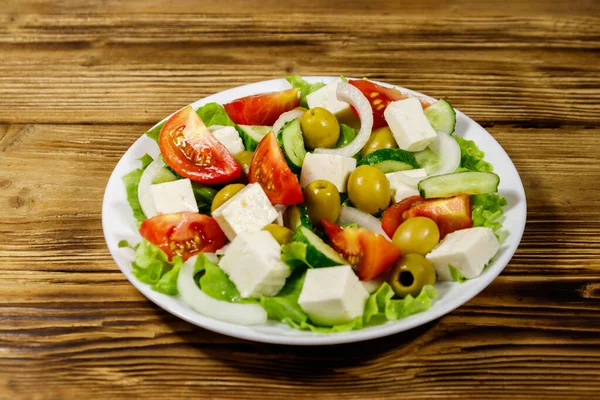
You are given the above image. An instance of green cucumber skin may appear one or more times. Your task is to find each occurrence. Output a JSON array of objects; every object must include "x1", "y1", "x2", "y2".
[
  {"x1": 424, "y1": 99, "x2": 456, "y2": 136},
  {"x1": 373, "y1": 160, "x2": 415, "y2": 174},
  {"x1": 358, "y1": 148, "x2": 419, "y2": 169},
  {"x1": 292, "y1": 226, "x2": 345, "y2": 267},
  {"x1": 279, "y1": 119, "x2": 306, "y2": 173},
  {"x1": 238, "y1": 125, "x2": 271, "y2": 151},
  {"x1": 418, "y1": 172, "x2": 500, "y2": 198}
]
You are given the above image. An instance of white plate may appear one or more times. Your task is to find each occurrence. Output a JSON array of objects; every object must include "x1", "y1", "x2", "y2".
[{"x1": 102, "y1": 77, "x2": 527, "y2": 345}]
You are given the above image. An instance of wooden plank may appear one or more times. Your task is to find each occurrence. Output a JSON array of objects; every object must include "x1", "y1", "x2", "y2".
[{"x1": 0, "y1": 13, "x2": 596, "y2": 124}]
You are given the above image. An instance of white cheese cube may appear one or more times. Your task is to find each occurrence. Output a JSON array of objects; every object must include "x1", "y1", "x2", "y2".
[
  {"x1": 298, "y1": 265, "x2": 369, "y2": 326},
  {"x1": 212, "y1": 183, "x2": 278, "y2": 240},
  {"x1": 386, "y1": 168, "x2": 427, "y2": 202},
  {"x1": 300, "y1": 152, "x2": 356, "y2": 192},
  {"x1": 219, "y1": 231, "x2": 291, "y2": 298},
  {"x1": 384, "y1": 98, "x2": 437, "y2": 152},
  {"x1": 306, "y1": 81, "x2": 354, "y2": 121},
  {"x1": 149, "y1": 178, "x2": 198, "y2": 215},
  {"x1": 211, "y1": 126, "x2": 245, "y2": 155},
  {"x1": 426, "y1": 227, "x2": 500, "y2": 281}
]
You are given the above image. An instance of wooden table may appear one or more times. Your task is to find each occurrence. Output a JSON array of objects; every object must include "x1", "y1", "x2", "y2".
[{"x1": 1, "y1": 1, "x2": 599, "y2": 399}]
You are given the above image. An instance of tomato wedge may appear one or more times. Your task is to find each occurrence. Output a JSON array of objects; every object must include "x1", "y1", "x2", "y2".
[
  {"x1": 348, "y1": 80, "x2": 435, "y2": 130},
  {"x1": 249, "y1": 132, "x2": 303, "y2": 205},
  {"x1": 382, "y1": 194, "x2": 473, "y2": 239},
  {"x1": 324, "y1": 221, "x2": 402, "y2": 281},
  {"x1": 139, "y1": 212, "x2": 227, "y2": 261},
  {"x1": 381, "y1": 195, "x2": 425, "y2": 238},
  {"x1": 405, "y1": 194, "x2": 473, "y2": 238},
  {"x1": 159, "y1": 105, "x2": 241, "y2": 184},
  {"x1": 223, "y1": 88, "x2": 301, "y2": 126}
]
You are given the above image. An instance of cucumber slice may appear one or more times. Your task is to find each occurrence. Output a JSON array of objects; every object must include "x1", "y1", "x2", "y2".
[
  {"x1": 413, "y1": 148, "x2": 442, "y2": 175},
  {"x1": 238, "y1": 125, "x2": 272, "y2": 151},
  {"x1": 424, "y1": 99, "x2": 456, "y2": 135},
  {"x1": 358, "y1": 148, "x2": 419, "y2": 173},
  {"x1": 292, "y1": 226, "x2": 346, "y2": 267},
  {"x1": 278, "y1": 118, "x2": 306, "y2": 173},
  {"x1": 418, "y1": 171, "x2": 500, "y2": 199}
]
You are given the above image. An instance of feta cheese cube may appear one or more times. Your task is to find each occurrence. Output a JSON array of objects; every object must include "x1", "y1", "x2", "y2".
[
  {"x1": 212, "y1": 183, "x2": 278, "y2": 240},
  {"x1": 306, "y1": 81, "x2": 357, "y2": 126},
  {"x1": 298, "y1": 265, "x2": 369, "y2": 326},
  {"x1": 426, "y1": 227, "x2": 500, "y2": 281},
  {"x1": 149, "y1": 178, "x2": 198, "y2": 215},
  {"x1": 300, "y1": 152, "x2": 356, "y2": 192},
  {"x1": 386, "y1": 168, "x2": 427, "y2": 202},
  {"x1": 219, "y1": 231, "x2": 291, "y2": 298},
  {"x1": 211, "y1": 126, "x2": 245, "y2": 155},
  {"x1": 384, "y1": 98, "x2": 437, "y2": 152}
]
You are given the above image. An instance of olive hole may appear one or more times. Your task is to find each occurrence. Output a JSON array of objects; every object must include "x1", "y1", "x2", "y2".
[{"x1": 399, "y1": 271, "x2": 414, "y2": 287}]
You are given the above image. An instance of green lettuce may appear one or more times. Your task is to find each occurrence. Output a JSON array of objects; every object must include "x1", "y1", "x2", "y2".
[
  {"x1": 471, "y1": 193, "x2": 507, "y2": 233},
  {"x1": 454, "y1": 136, "x2": 494, "y2": 172},
  {"x1": 280, "y1": 242, "x2": 313, "y2": 270},
  {"x1": 449, "y1": 265, "x2": 468, "y2": 283},
  {"x1": 145, "y1": 102, "x2": 240, "y2": 142},
  {"x1": 363, "y1": 283, "x2": 438, "y2": 325},
  {"x1": 260, "y1": 271, "x2": 309, "y2": 326},
  {"x1": 191, "y1": 182, "x2": 218, "y2": 215},
  {"x1": 122, "y1": 154, "x2": 153, "y2": 225},
  {"x1": 194, "y1": 254, "x2": 257, "y2": 304},
  {"x1": 285, "y1": 75, "x2": 325, "y2": 108},
  {"x1": 336, "y1": 124, "x2": 358, "y2": 148},
  {"x1": 129, "y1": 239, "x2": 184, "y2": 295}
]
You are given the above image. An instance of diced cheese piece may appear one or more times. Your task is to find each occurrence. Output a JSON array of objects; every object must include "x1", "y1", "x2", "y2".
[
  {"x1": 306, "y1": 81, "x2": 357, "y2": 123},
  {"x1": 426, "y1": 227, "x2": 500, "y2": 281},
  {"x1": 219, "y1": 231, "x2": 291, "y2": 298},
  {"x1": 212, "y1": 126, "x2": 245, "y2": 155},
  {"x1": 300, "y1": 152, "x2": 356, "y2": 192},
  {"x1": 149, "y1": 178, "x2": 198, "y2": 215},
  {"x1": 212, "y1": 183, "x2": 278, "y2": 240},
  {"x1": 384, "y1": 98, "x2": 437, "y2": 152},
  {"x1": 386, "y1": 168, "x2": 428, "y2": 202},
  {"x1": 298, "y1": 265, "x2": 369, "y2": 326}
]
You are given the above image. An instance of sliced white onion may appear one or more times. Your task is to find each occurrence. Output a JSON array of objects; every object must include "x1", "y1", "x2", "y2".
[
  {"x1": 177, "y1": 256, "x2": 267, "y2": 325},
  {"x1": 274, "y1": 205, "x2": 288, "y2": 226},
  {"x1": 314, "y1": 82, "x2": 373, "y2": 157},
  {"x1": 138, "y1": 157, "x2": 168, "y2": 218},
  {"x1": 272, "y1": 109, "x2": 305, "y2": 137},
  {"x1": 338, "y1": 206, "x2": 391, "y2": 241},
  {"x1": 362, "y1": 272, "x2": 388, "y2": 294},
  {"x1": 428, "y1": 131, "x2": 461, "y2": 176},
  {"x1": 207, "y1": 125, "x2": 227, "y2": 132},
  {"x1": 203, "y1": 252, "x2": 219, "y2": 263}
]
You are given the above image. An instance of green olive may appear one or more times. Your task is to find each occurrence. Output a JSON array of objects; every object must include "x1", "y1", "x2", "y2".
[
  {"x1": 283, "y1": 205, "x2": 302, "y2": 231},
  {"x1": 303, "y1": 180, "x2": 341, "y2": 225},
  {"x1": 387, "y1": 254, "x2": 436, "y2": 298},
  {"x1": 211, "y1": 183, "x2": 245, "y2": 213},
  {"x1": 262, "y1": 224, "x2": 294, "y2": 245},
  {"x1": 300, "y1": 107, "x2": 340, "y2": 149},
  {"x1": 392, "y1": 217, "x2": 440, "y2": 255},
  {"x1": 234, "y1": 150, "x2": 254, "y2": 176},
  {"x1": 361, "y1": 127, "x2": 398, "y2": 158},
  {"x1": 347, "y1": 165, "x2": 390, "y2": 215}
]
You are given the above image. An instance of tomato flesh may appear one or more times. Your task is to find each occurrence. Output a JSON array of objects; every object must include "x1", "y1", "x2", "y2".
[
  {"x1": 159, "y1": 106, "x2": 241, "y2": 184},
  {"x1": 349, "y1": 80, "x2": 435, "y2": 130},
  {"x1": 139, "y1": 212, "x2": 227, "y2": 261},
  {"x1": 329, "y1": 226, "x2": 402, "y2": 281},
  {"x1": 382, "y1": 194, "x2": 473, "y2": 240},
  {"x1": 224, "y1": 88, "x2": 300, "y2": 126},
  {"x1": 249, "y1": 132, "x2": 303, "y2": 205},
  {"x1": 321, "y1": 219, "x2": 343, "y2": 239},
  {"x1": 405, "y1": 194, "x2": 473, "y2": 238}
]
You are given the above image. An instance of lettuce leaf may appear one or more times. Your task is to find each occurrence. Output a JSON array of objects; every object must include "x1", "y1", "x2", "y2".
[
  {"x1": 363, "y1": 283, "x2": 438, "y2": 325},
  {"x1": 454, "y1": 136, "x2": 494, "y2": 172},
  {"x1": 260, "y1": 271, "x2": 308, "y2": 326},
  {"x1": 191, "y1": 182, "x2": 218, "y2": 215},
  {"x1": 193, "y1": 253, "x2": 257, "y2": 303},
  {"x1": 471, "y1": 193, "x2": 507, "y2": 233},
  {"x1": 449, "y1": 265, "x2": 468, "y2": 283},
  {"x1": 285, "y1": 75, "x2": 325, "y2": 108},
  {"x1": 131, "y1": 239, "x2": 183, "y2": 295},
  {"x1": 336, "y1": 124, "x2": 358, "y2": 148},
  {"x1": 280, "y1": 242, "x2": 313, "y2": 270},
  {"x1": 122, "y1": 154, "x2": 153, "y2": 225}
]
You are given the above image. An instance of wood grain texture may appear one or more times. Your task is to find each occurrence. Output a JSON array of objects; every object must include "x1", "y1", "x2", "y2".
[{"x1": 1, "y1": 1, "x2": 599, "y2": 399}]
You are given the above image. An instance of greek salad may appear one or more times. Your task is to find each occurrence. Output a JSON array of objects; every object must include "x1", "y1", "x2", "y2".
[{"x1": 119, "y1": 76, "x2": 507, "y2": 332}]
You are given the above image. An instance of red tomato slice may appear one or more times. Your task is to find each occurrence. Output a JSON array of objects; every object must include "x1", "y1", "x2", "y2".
[
  {"x1": 249, "y1": 132, "x2": 303, "y2": 205},
  {"x1": 405, "y1": 194, "x2": 473, "y2": 238},
  {"x1": 159, "y1": 106, "x2": 241, "y2": 184},
  {"x1": 321, "y1": 219, "x2": 343, "y2": 239},
  {"x1": 330, "y1": 227, "x2": 402, "y2": 281},
  {"x1": 349, "y1": 80, "x2": 435, "y2": 130},
  {"x1": 223, "y1": 88, "x2": 301, "y2": 126},
  {"x1": 381, "y1": 195, "x2": 424, "y2": 238},
  {"x1": 139, "y1": 212, "x2": 227, "y2": 261}
]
